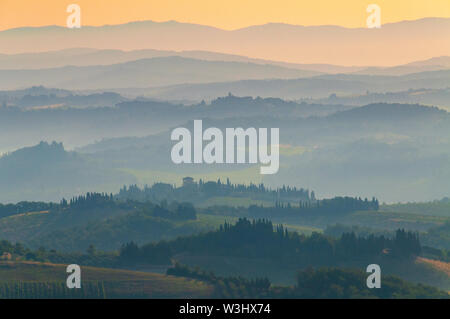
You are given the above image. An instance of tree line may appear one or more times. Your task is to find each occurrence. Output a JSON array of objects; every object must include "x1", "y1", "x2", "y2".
[
  {"x1": 117, "y1": 178, "x2": 313, "y2": 203},
  {"x1": 167, "y1": 263, "x2": 271, "y2": 298},
  {"x1": 60, "y1": 193, "x2": 196, "y2": 221},
  {"x1": 118, "y1": 218, "x2": 420, "y2": 266},
  {"x1": 167, "y1": 263, "x2": 447, "y2": 299},
  {"x1": 0, "y1": 201, "x2": 56, "y2": 219},
  {"x1": 248, "y1": 196, "x2": 379, "y2": 218}
]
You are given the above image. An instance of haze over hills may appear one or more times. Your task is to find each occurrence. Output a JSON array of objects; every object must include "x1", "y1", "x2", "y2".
[
  {"x1": 2, "y1": 99, "x2": 447, "y2": 203},
  {"x1": 2, "y1": 64, "x2": 450, "y2": 98},
  {"x1": 0, "y1": 56, "x2": 319, "y2": 90},
  {"x1": 121, "y1": 69, "x2": 450, "y2": 101},
  {"x1": 0, "y1": 92, "x2": 354, "y2": 152},
  {"x1": 1, "y1": 2, "x2": 450, "y2": 300},
  {"x1": 354, "y1": 56, "x2": 450, "y2": 76},
  {"x1": 0, "y1": 141, "x2": 135, "y2": 202},
  {"x1": 1, "y1": 18, "x2": 449, "y2": 66},
  {"x1": 6, "y1": 85, "x2": 447, "y2": 111},
  {"x1": 0, "y1": 48, "x2": 361, "y2": 73},
  {"x1": 302, "y1": 88, "x2": 450, "y2": 111},
  {"x1": 0, "y1": 86, "x2": 127, "y2": 109},
  {"x1": 1, "y1": 48, "x2": 449, "y2": 76},
  {"x1": 84, "y1": 103, "x2": 450, "y2": 202}
]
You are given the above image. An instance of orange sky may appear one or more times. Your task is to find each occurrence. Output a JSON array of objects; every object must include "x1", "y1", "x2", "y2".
[{"x1": 0, "y1": 0, "x2": 449, "y2": 31}]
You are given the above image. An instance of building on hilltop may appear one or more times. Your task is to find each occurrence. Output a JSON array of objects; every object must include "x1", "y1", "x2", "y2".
[{"x1": 182, "y1": 177, "x2": 195, "y2": 187}]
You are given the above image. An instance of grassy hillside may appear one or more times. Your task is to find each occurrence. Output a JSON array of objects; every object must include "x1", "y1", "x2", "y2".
[
  {"x1": 1, "y1": 200, "x2": 447, "y2": 253},
  {"x1": 278, "y1": 209, "x2": 449, "y2": 232},
  {"x1": 0, "y1": 261, "x2": 213, "y2": 298},
  {"x1": 416, "y1": 257, "x2": 450, "y2": 281},
  {"x1": 381, "y1": 200, "x2": 450, "y2": 217},
  {"x1": 174, "y1": 254, "x2": 450, "y2": 291}
]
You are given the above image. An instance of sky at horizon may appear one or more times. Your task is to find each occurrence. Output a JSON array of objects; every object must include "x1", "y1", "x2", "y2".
[{"x1": 0, "y1": 0, "x2": 449, "y2": 31}]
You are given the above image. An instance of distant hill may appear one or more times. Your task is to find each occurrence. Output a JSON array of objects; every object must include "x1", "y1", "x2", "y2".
[
  {"x1": 0, "y1": 86, "x2": 127, "y2": 108},
  {"x1": 129, "y1": 69, "x2": 450, "y2": 101},
  {"x1": 2, "y1": 48, "x2": 448, "y2": 76},
  {"x1": 304, "y1": 88, "x2": 450, "y2": 111},
  {"x1": 0, "y1": 142, "x2": 135, "y2": 202},
  {"x1": 1, "y1": 18, "x2": 449, "y2": 66},
  {"x1": 0, "y1": 48, "x2": 361, "y2": 73},
  {"x1": 355, "y1": 56, "x2": 450, "y2": 76},
  {"x1": 0, "y1": 56, "x2": 319, "y2": 90},
  {"x1": 328, "y1": 102, "x2": 448, "y2": 121},
  {"x1": 0, "y1": 86, "x2": 72, "y2": 98},
  {"x1": 0, "y1": 48, "x2": 450, "y2": 75}
]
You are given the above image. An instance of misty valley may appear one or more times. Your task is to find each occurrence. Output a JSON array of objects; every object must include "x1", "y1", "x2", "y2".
[{"x1": 0, "y1": 13, "x2": 449, "y2": 301}]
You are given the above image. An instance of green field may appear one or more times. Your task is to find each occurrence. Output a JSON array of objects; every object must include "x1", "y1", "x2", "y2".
[
  {"x1": 347, "y1": 210, "x2": 448, "y2": 231},
  {"x1": 273, "y1": 210, "x2": 449, "y2": 233},
  {"x1": 194, "y1": 213, "x2": 238, "y2": 228}
]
